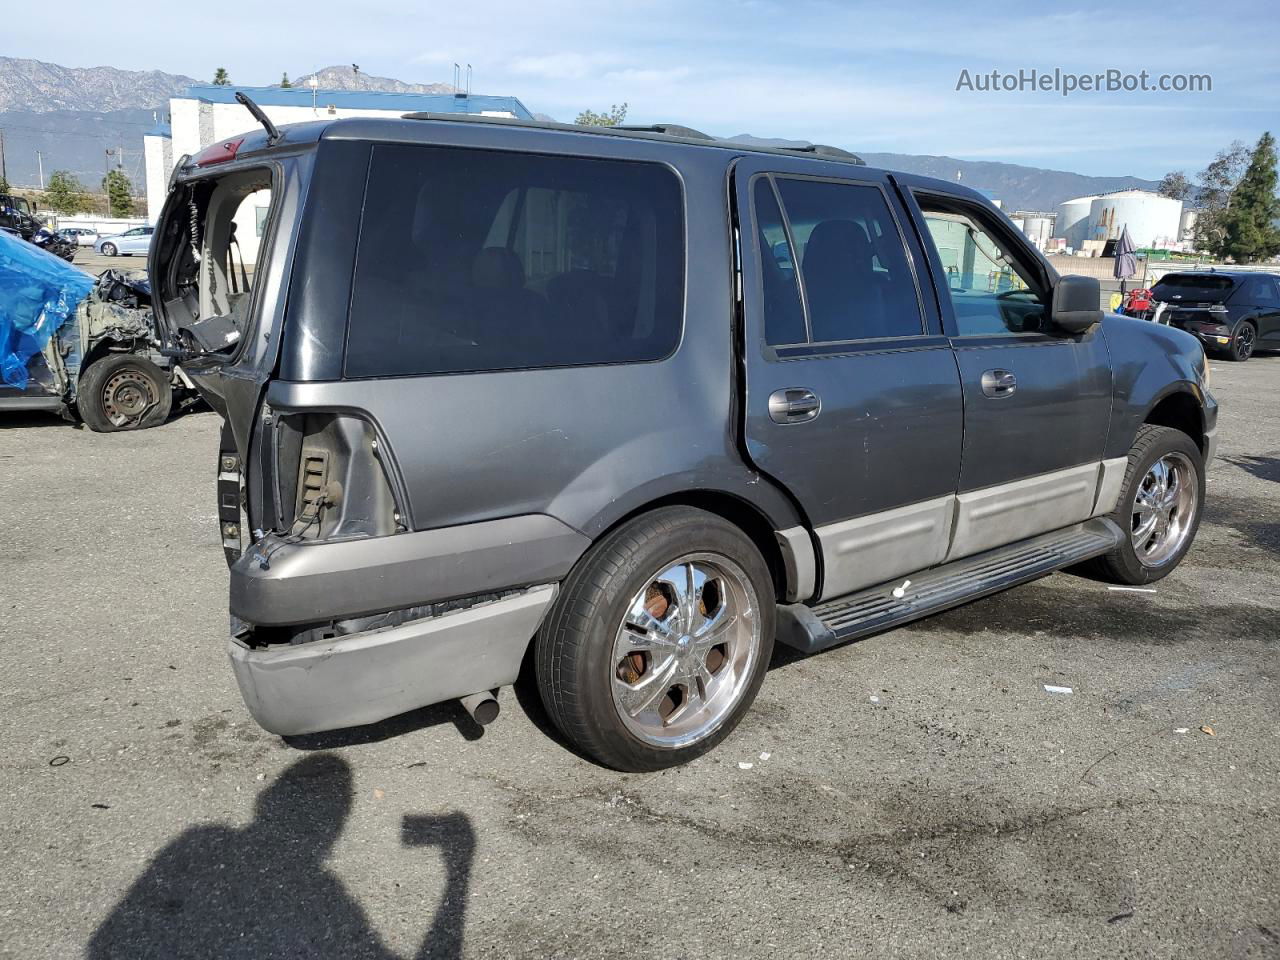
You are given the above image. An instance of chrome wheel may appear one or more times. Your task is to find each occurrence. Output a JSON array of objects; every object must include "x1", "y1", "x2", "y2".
[
  {"x1": 1131, "y1": 452, "x2": 1197, "y2": 567},
  {"x1": 610, "y1": 553, "x2": 761, "y2": 749}
]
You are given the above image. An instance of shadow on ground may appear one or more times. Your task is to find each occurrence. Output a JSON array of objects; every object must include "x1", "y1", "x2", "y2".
[{"x1": 88, "y1": 755, "x2": 476, "y2": 960}]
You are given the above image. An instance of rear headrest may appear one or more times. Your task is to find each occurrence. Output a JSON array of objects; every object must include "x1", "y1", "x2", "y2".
[
  {"x1": 804, "y1": 220, "x2": 874, "y2": 275},
  {"x1": 471, "y1": 247, "x2": 525, "y2": 290}
]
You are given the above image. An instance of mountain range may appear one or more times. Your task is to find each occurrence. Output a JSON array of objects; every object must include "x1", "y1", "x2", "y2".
[{"x1": 0, "y1": 57, "x2": 1158, "y2": 209}]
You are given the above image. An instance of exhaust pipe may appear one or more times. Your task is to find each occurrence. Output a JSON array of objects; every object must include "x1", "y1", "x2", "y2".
[{"x1": 459, "y1": 690, "x2": 500, "y2": 726}]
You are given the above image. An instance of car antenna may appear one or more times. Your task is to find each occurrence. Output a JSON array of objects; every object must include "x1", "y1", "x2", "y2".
[{"x1": 234, "y1": 91, "x2": 282, "y2": 146}]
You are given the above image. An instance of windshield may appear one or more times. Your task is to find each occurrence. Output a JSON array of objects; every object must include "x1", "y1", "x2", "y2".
[{"x1": 1152, "y1": 274, "x2": 1237, "y2": 303}]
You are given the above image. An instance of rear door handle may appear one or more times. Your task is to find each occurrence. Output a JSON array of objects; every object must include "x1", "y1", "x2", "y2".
[
  {"x1": 768, "y1": 388, "x2": 821, "y2": 423},
  {"x1": 980, "y1": 369, "x2": 1017, "y2": 398}
]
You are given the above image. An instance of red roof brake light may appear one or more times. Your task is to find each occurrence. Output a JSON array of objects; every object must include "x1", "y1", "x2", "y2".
[{"x1": 193, "y1": 137, "x2": 245, "y2": 167}]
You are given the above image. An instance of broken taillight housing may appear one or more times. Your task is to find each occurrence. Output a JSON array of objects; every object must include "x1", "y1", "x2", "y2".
[{"x1": 261, "y1": 411, "x2": 405, "y2": 541}]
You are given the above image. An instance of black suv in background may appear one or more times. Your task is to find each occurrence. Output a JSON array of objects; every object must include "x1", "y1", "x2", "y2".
[
  {"x1": 149, "y1": 109, "x2": 1217, "y2": 771},
  {"x1": 1151, "y1": 270, "x2": 1280, "y2": 361}
]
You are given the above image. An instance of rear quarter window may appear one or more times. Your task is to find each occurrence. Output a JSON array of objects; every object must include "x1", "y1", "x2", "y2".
[{"x1": 344, "y1": 144, "x2": 685, "y2": 378}]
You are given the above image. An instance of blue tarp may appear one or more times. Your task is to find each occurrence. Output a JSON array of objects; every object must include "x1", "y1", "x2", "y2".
[{"x1": 0, "y1": 229, "x2": 93, "y2": 389}]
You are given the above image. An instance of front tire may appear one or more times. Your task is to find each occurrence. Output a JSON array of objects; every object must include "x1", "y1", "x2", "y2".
[
  {"x1": 1089, "y1": 424, "x2": 1204, "y2": 584},
  {"x1": 78, "y1": 354, "x2": 173, "y2": 432},
  {"x1": 536, "y1": 507, "x2": 775, "y2": 771},
  {"x1": 100, "y1": 242, "x2": 117, "y2": 257}
]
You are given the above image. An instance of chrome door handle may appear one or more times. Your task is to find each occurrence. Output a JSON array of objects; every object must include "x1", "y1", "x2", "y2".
[
  {"x1": 980, "y1": 369, "x2": 1017, "y2": 398},
  {"x1": 769, "y1": 388, "x2": 821, "y2": 423}
]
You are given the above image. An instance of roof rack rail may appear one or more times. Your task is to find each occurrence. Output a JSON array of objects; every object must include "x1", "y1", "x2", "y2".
[
  {"x1": 614, "y1": 123, "x2": 715, "y2": 141},
  {"x1": 778, "y1": 143, "x2": 865, "y2": 164}
]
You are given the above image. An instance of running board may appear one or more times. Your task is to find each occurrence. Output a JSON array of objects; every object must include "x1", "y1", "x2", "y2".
[{"x1": 776, "y1": 518, "x2": 1122, "y2": 654}]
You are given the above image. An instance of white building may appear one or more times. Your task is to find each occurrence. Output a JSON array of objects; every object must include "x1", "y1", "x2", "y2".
[{"x1": 143, "y1": 84, "x2": 533, "y2": 260}]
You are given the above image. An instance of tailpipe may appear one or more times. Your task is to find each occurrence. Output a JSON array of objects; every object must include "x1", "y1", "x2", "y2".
[{"x1": 459, "y1": 690, "x2": 500, "y2": 726}]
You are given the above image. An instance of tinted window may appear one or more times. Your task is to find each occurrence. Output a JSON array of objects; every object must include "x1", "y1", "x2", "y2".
[
  {"x1": 346, "y1": 144, "x2": 684, "y2": 378},
  {"x1": 918, "y1": 201, "x2": 1047, "y2": 335},
  {"x1": 774, "y1": 178, "x2": 923, "y2": 342},
  {"x1": 753, "y1": 178, "x2": 806, "y2": 345},
  {"x1": 1248, "y1": 276, "x2": 1280, "y2": 306}
]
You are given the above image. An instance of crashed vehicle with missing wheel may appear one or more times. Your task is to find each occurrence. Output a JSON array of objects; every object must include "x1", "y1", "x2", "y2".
[
  {"x1": 154, "y1": 97, "x2": 1217, "y2": 771},
  {"x1": 0, "y1": 230, "x2": 191, "y2": 431}
]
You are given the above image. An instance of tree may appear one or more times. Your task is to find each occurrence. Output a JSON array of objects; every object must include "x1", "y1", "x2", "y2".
[
  {"x1": 1220, "y1": 132, "x2": 1280, "y2": 263},
  {"x1": 0, "y1": 174, "x2": 9, "y2": 195},
  {"x1": 102, "y1": 168, "x2": 136, "y2": 218},
  {"x1": 213, "y1": 68, "x2": 230, "y2": 86},
  {"x1": 45, "y1": 170, "x2": 89, "y2": 214},
  {"x1": 1193, "y1": 140, "x2": 1250, "y2": 256},
  {"x1": 280, "y1": 72, "x2": 292, "y2": 88},
  {"x1": 575, "y1": 103, "x2": 628, "y2": 127},
  {"x1": 1157, "y1": 171, "x2": 1193, "y2": 202}
]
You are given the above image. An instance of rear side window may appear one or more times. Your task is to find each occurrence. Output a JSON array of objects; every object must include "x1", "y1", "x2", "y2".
[
  {"x1": 773, "y1": 178, "x2": 923, "y2": 342},
  {"x1": 345, "y1": 144, "x2": 684, "y2": 378}
]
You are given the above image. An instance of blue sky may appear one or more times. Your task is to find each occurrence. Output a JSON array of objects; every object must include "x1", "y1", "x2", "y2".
[{"x1": 19, "y1": 0, "x2": 1280, "y2": 178}]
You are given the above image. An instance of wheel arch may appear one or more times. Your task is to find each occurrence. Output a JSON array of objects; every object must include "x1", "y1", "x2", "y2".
[
  {"x1": 582, "y1": 489, "x2": 807, "y2": 604},
  {"x1": 1142, "y1": 387, "x2": 1207, "y2": 455}
]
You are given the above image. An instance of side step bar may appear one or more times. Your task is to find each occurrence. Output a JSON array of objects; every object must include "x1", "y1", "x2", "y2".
[{"x1": 776, "y1": 518, "x2": 1122, "y2": 655}]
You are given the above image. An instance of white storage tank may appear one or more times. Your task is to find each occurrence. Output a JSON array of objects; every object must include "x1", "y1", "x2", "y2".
[
  {"x1": 1087, "y1": 191, "x2": 1183, "y2": 249},
  {"x1": 1180, "y1": 209, "x2": 1198, "y2": 241},
  {"x1": 1022, "y1": 215, "x2": 1053, "y2": 249},
  {"x1": 1056, "y1": 195, "x2": 1097, "y2": 249},
  {"x1": 1009, "y1": 216, "x2": 1026, "y2": 232}
]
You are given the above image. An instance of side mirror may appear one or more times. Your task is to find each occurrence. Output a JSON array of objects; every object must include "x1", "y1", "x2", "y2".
[{"x1": 1052, "y1": 275, "x2": 1103, "y2": 334}]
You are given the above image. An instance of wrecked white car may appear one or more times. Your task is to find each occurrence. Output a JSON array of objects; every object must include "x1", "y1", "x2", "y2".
[{"x1": 0, "y1": 230, "x2": 192, "y2": 431}]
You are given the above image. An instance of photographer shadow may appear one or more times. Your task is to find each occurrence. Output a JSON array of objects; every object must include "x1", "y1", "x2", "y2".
[{"x1": 88, "y1": 754, "x2": 476, "y2": 960}]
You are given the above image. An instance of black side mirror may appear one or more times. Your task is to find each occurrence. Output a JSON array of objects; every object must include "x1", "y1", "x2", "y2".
[{"x1": 1052, "y1": 275, "x2": 1103, "y2": 334}]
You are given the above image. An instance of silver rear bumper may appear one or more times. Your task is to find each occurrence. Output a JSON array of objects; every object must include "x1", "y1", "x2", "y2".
[{"x1": 229, "y1": 584, "x2": 557, "y2": 736}]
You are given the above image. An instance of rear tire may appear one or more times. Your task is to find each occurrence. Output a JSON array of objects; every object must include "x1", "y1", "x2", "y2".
[
  {"x1": 1088, "y1": 424, "x2": 1204, "y2": 584},
  {"x1": 100, "y1": 242, "x2": 117, "y2": 257},
  {"x1": 1227, "y1": 322, "x2": 1256, "y2": 362},
  {"x1": 78, "y1": 354, "x2": 173, "y2": 432},
  {"x1": 536, "y1": 507, "x2": 775, "y2": 771}
]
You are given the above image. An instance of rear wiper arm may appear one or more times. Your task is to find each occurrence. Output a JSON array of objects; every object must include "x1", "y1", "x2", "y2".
[{"x1": 235, "y1": 92, "x2": 282, "y2": 146}]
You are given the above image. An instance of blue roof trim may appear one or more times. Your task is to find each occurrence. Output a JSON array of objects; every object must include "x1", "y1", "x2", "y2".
[
  {"x1": 146, "y1": 123, "x2": 172, "y2": 138},
  {"x1": 183, "y1": 84, "x2": 533, "y2": 119}
]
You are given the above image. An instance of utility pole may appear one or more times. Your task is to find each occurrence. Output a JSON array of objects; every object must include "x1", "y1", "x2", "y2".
[
  {"x1": 0, "y1": 129, "x2": 7, "y2": 186},
  {"x1": 36, "y1": 151, "x2": 44, "y2": 189}
]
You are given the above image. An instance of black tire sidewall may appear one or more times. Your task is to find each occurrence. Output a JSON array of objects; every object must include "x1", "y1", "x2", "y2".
[
  {"x1": 538, "y1": 507, "x2": 776, "y2": 771},
  {"x1": 1108, "y1": 428, "x2": 1205, "y2": 584},
  {"x1": 78, "y1": 354, "x2": 173, "y2": 432}
]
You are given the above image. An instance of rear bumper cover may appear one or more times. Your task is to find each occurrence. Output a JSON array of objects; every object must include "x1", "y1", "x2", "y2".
[
  {"x1": 229, "y1": 584, "x2": 558, "y2": 735},
  {"x1": 231, "y1": 513, "x2": 588, "y2": 626}
]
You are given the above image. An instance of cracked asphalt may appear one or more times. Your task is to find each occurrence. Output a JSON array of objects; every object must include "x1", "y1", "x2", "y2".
[{"x1": 1, "y1": 355, "x2": 1277, "y2": 959}]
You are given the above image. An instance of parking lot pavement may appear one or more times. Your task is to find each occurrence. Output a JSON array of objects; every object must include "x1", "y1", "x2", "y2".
[{"x1": 1, "y1": 358, "x2": 1277, "y2": 960}]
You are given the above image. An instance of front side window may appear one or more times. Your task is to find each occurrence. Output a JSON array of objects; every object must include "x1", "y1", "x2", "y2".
[
  {"x1": 918, "y1": 199, "x2": 1047, "y2": 336},
  {"x1": 773, "y1": 178, "x2": 923, "y2": 343},
  {"x1": 345, "y1": 144, "x2": 685, "y2": 378}
]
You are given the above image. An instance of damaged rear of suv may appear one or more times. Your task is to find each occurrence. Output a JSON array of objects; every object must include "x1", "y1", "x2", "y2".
[{"x1": 160, "y1": 101, "x2": 1215, "y2": 771}]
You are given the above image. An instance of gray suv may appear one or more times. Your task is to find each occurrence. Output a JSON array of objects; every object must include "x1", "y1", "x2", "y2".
[{"x1": 150, "y1": 105, "x2": 1217, "y2": 771}]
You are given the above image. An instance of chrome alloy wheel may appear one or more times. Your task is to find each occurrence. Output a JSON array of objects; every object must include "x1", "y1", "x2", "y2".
[
  {"x1": 1131, "y1": 451, "x2": 1198, "y2": 567},
  {"x1": 610, "y1": 554, "x2": 762, "y2": 749}
]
